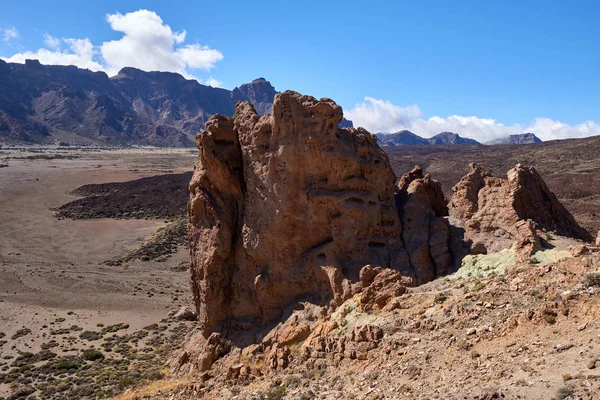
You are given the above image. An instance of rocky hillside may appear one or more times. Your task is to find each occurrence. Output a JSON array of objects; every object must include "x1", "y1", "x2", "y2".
[
  {"x1": 377, "y1": 130, "x2": 481, "y2": 146},
  {"x1": 0, "y1": 60, "x2": 278, "y2": 147},
  {"x1": 118, "y1": 91, "x2": 599, "y2": 400}
]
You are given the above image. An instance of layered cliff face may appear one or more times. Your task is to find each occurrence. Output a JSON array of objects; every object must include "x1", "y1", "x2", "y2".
[{"x1": 188, "y1": 91, "x2": 453, "y2": 336}]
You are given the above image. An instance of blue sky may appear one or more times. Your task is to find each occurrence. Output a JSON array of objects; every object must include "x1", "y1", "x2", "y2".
[{"x1": 1, "y1": 0, "x2": 599, "y2": 141}]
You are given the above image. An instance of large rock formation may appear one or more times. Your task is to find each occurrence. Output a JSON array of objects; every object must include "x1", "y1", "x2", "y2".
[
  {"x1": 188, "y1": 91, "x2": 453, "y2": 337},
  {"x1": 449, "y1": 163, "x2": 593, "y2": 256}
]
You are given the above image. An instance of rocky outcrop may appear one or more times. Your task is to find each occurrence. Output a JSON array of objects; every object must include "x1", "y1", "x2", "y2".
[
  {"x1": 508, "y1": 165, "x2": 591, "y2": 241},
  {"x1": 396, "y1": 166, "x2": 452, "y2": 283},
  {"x1": 449, "y1": 163, "x2": 593, "y2": 256},
  {"x1": 188, "y1": 91, "x2": 456, "y2": 338},
  {"x1": 359, "y1": 266, "x2": 407, "y2": 311},
  {"x1": 448, "y1": 163, "x2": 491, "y2": 222}
]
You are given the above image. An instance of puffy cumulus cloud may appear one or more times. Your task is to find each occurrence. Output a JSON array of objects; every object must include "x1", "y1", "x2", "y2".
[
  {"x1": 2, "y1": 10, "x2": 222, "y2": 80},
  {"x1": 347, "y1": 97, "x2": 600, "y2": 142},
  {"x1": 100, "y1": 10, "x2": 222, "y2": 76},
  {"x1": 345, "y1": 97, "x2": 422, "y2": 134},
  {"x1": 2, "y1": 27, "x2": 19, "y2": 42}
]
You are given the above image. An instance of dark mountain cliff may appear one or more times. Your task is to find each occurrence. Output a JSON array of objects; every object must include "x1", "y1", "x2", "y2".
[
  {"x1": 230, "y1": 77, "x2": 277, "y2": 116},
  {"x1": 0, "y1": 60, "x2": 279, "y2": 147}
]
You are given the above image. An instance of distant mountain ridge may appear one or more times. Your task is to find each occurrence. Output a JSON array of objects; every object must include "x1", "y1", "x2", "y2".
[
  {"x1": 230, "y1": 77, "x2": 277, "y2": 116},
  {"x1": 429, "y1": 131, "x2": 480, "y2": 145},
  {"x1": 376, "y1": 130, "x2": 481, "y2": 146},
  {"x1": 0, "y1": 60, "x2": 284, "y2": 147},
  {"x1": 489, "y1": 133, "x2": 543, "y2": 145},
  {"x1": 377, "y1": 130, "x2": 430, "y2": 146}
]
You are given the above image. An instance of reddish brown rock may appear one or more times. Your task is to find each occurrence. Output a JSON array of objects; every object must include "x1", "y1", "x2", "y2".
[
  {"x1": 513, "y1": 219, "x2": 543, "y2": 264},
  {"x1": 188, "y1": 92, "x2": 457, "y2": 338},
  {"x1": 571, "y1": 245, "x2": 589, "y2": 257},
  {"x1": 508, "y1": 165, "x2": 592, "y2": 242},
  {"x1": 448, "y1": 163, "x2": 490, "y2": 222},
  {"x1": 171, "y1": 331, "x2": 233, "y2": 373},
  {"x1": 188, "y1": 115, "x2": 243, "y2": 334},
  {"x1": 397, "y1": 165, "x2": 448, "y2": 217},
  {"x1": 359, "y1": 266, "x2": 407, "y2": 311},
  {"x1": 449, "y1": 163, "x2": 592, "y2": 255},
  {"x1": 262, "y1": 313, "x2": 312, "y2": 347},
  {"x1": 396, "y1": 166, "x2": 452, "y2": 283},
  {"x1": 189, "y1": 91, "x2": 407, "y2": 335},
  {"x1": 351, "y1": 325, "x2": 384, "y2": 342}
]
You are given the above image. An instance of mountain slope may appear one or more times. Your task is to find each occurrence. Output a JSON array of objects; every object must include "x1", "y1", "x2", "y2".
[
  {"x1": 377, "y1": 130, "x2": 481, "y2": 146},
  {"x1": 490, "y1": 133, "x2": 543, "y2": 145},
  {"x1": 428, "y1": 131, "x2": 481, "y2": 145},
  {"x1": 230, "y1": 77, "x2": 277, "y2": 115},
  {"x1": 0, "y1": 60, "x2": 278, "y2": 147},
  {"x1": 377, "y1": 130, "x2": 430, "y2": 145}
]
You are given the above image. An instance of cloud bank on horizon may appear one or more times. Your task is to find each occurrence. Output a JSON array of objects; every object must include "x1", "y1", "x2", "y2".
[
  {"x1": 1, "y1": 10, "x2": 223, "y2": 87},
  {"x1": 346, "y1": 97, "x2": 600, "y2": 143}
]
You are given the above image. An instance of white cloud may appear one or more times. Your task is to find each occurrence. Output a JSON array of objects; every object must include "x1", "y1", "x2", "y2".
[
  {"x1": 345, "y1": 97, "x2": 422, "y2": 134},
  {"x1": 204, "y1": 77, "x2": 223, "y2": 88},
  {"x1": 2, "y1": 27, "x2": 19, "y2": 42},
  {"x1": 1, "y1": 10, "x2": 222, "y2": 79},
  {"x1": 3, "y1": 37, "x2": 104, "y2": 71},
  {"x1": 346, "y1": 97, "x2": 600, "y2": 142},
  {"x1": 100, "y1": 10, "x2": 222, "y2": 76},
  {"x1": 43, "y1": 34, "x2": 61, "y2": 49}
]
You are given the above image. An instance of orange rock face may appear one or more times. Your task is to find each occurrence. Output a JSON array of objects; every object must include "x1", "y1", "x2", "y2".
[{"x1": 188, "y1": 91, "x2": 453, "y2": 337}]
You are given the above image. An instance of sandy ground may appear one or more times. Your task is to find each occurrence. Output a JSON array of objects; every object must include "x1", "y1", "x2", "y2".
[{"x1": 0, "y1": 147, "x2": 197, "y2": 397}]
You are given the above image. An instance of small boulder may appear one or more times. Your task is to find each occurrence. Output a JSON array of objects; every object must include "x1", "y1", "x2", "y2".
[
  {"x1": 174, "y1": 306, "x2": 197, "y2": 321},
  {"x1": 571, "y1": 245, "x2": 589, "y2": 257}
]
